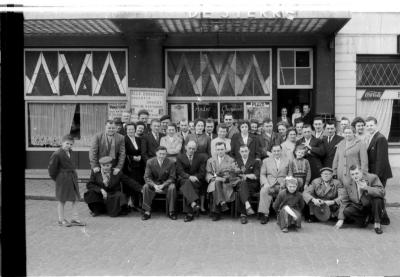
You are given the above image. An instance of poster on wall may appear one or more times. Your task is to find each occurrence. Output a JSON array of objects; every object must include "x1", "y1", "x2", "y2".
[
  {"x1": 220, "y1": 102, "x2": 244, "y2": 122},
  {"x1": 108, "y1": 102, "x2": 128, "y2": 120},
  {"x1": 170, "y1": 104, "x2": 188, "y2": 124},
  {"x1": 246, "y1": 102, "x2": 271, "y2": 122},
  {"x1": 129, "y1": 87, "x2": 167, "y2": 122}
]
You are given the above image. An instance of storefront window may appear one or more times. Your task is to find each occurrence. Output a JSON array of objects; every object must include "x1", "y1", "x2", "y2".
[
  {"x1": 278, "y1": 49, "x2": 313, "y2": 88},
  {"x1": 220, "y1": 102, "x2": 244, "y2": 123}
]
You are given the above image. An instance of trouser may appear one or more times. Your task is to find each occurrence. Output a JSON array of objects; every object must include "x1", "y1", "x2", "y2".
[
  {"x1": 85, "y1": 190, "x2": 128, "y2": 217},
  {"x1": 237, "y1": 180, "x2": 259, "y2": 215},
  {"x1": 258, "y1": 185, "x2": 280, "y2": 216},
  {"x1": 343, "y1": 197, "x2": 384, "y2": 224},
  {"x1": 87, "y1": 202, "x2": 107, "y2": 215},
  {"x1": 142, "y1": 183, "x2": 177, "y2": 213},
  {"x1": 277, "y1": 208, "x2": 302, "y2": 229},
  {"x1": 210, "y1": 181, "x2": 231, "y2": 213},
  {"x1": 180, "y1": 179, "x2": 201, "y2": 214}
]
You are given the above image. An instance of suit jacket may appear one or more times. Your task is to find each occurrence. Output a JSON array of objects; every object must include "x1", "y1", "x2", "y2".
[
  {"x1": 141, "y1": 132, "x2": 165, "y2": 163},
  {"x1": 260, "y1": 156, "x2": 292, "y2": 188},
  {"x1": 338, "y1": 172, "x2": 385, "y2": 220},
  {"x1": 295, "y1": 136, "x2": 325, "y2": 180},
  {"x1": 206, "y1": 132, "x2": 218, "y2": 140},
  {"x1": 205, "y1": 155, "x2": 235, "y2": 183},
  {"x1": 367, "y1": 131, "x2": 393, "y2": 183},
  {"x1": 178, "y1": 131, "x2": 192, "y2": 153},
  {"x1": 230, "y1": 133, "x2": 260, "y2": 160},
  {"x1": 332, "y1": 138, "x2": 368, "y2": 183},
  {"x1": 176, "y1": 153, "x2": 208, "y2": 183},
  {"x1": 302, "y1": 112, "x2": 314, "y2": 125},
  {"x1": 160, "y1": 135, "x2": 183, "y2": 158},
  {"x1": 258, "y1": 132, "x2": 281, "y2": 159},
  {"x1": 227, "y1": 125, "x2": 240, "y2": 139},
  {"x1": 235, "y1": 157, "x2": 261, "y2": 184},
  {"x1": 86, "y1": 170, "x2": 135, "y2": 195},
  {"x1": 144, "y1": 157, "x2": 176, "y2": 187},
  {"x1": 303, "y1": 177, "x2": 342, "y2": 204},
  {"x1": 89, "y1": 132, "x2": 126, "y2": 170},
  {"x1": 123, "y1": 135, "x2": 144, "y2": 182},
  {"x1": 322, "y1": 134, "x2": 344, "y2": 168}
]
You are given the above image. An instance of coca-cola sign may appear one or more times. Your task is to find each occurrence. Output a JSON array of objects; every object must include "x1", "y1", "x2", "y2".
[{"x1": 361, "y1": 89, "x2": 384, "y2": 101}]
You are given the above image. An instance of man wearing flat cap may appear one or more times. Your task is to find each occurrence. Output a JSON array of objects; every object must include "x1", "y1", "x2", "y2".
[
  {"x1": 84, "y1": 156, "x2": 142, "y2": 217},
  {"x1": 303, "y1": 167, "x2": 342, "y2": 222},
  {"x1": 160, "y1": 115, "x2": 171, "y2": 136}
]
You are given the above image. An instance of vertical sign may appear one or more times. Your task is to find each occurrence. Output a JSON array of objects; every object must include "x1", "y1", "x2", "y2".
[{"x1": 129, "y1": 87, "x2": 167, "y2": 122}]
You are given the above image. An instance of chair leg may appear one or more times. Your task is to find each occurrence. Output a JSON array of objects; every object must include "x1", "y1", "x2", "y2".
[{"x1": 165, "y1": 195, "x2": 169, "y2": 216}]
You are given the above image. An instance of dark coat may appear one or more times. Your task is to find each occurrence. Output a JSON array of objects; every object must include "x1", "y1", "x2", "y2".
[
  {"x1": 322, "y1": 134, "x2": 344, "y2": 168},
  {"x1": 258, "y1": 132, "x2": 281, "y2": 159},
  {"x1": 141, "y1": 132, "x2": 165, "y2": 163},
  {"x1": 296, "y1": 136, "x2": 325, "y2": 181},
  {"x1": 230, "y1": 133, "x2": 260, "y2": 160},
  {"x1": 302, "y1": 112, "x2": 314, "y2": 125},
  {"x1": 273, "y1": 189, "x2": 305, "y2": 212},
  {"x1": 144, "y1": 157, "x2": 176, "y2": 187},
  {"x1": 277, "y1": 116, "x2": 292, "y2": 127},
  {"x1": 123, "y1": 135, "x2": 145, "y2": 184},
  {"x1": 187, "y1": 133, "x2": 211, "y2": 157},
  {"x1": 176, "y1": 153, "x2": 208, "y2": 185},
  {"x1": 48, "y1": 148, "x2": 80, "y2": 202},
  {"x1": 235, "y1": 157, "x2": 261, "y2": 185},
  {"x1": 367, "y1": 132, "x2": 393, "y2": 184}
]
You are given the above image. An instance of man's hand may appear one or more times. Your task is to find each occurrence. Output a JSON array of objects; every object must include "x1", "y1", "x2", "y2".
[
  {"x1": 101, "y1": 189, "x2": 107, "y2": 199},
  {"x1": 154, "y1": 184, "x2": 163, "y2": 193},
  {"x1": 357, "y1": 180, "x2": 368, "y2": 191},
  {"x1": 113, "y1": 168, "x2": 120, "y2": 175},
  {"x1": 93, "y1": 167, "x2": 100, "y2": 173},
  {"x1": 245, "y1": 174, "x2": 257, "y2": 180},
  {"x1": 334, "y1": 219, "x2": 344, "y2": 229},
  {"x1": 189, "y1": 176, "x2": 199, "y2": 183},
  {"x1": 312, "y1": 198, "x2": 324, "y2": 206}
]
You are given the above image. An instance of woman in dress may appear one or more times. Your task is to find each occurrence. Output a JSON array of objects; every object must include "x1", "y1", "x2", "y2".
[
  {"x1": 281, "y1": 127, "x2": 297, "y2": 161},
  {"x1": 187, "y1": 119, "x2": 211, "y2": 157},
  {"x1": 160, "y1": 123, "x2": 182, "y2": 162}
]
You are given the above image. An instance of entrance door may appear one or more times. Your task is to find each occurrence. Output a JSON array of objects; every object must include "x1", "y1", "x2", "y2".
[{"x1": 277, "y1": 89, "x2": 312, "y2": 123}]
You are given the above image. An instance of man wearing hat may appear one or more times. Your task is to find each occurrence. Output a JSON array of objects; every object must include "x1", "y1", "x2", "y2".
[
  {"x1": 303, "y1": 167, "x2": 342, "y2": 223},
  {"x1": 84, "y1": 156, "x2": 142, "y2": 217},
  {"x1": 114, "y1": 117, "x2": 126, "y2": 136},
  {"x1": 160, "y1": 115, "x2": 171, "y2": 136}
]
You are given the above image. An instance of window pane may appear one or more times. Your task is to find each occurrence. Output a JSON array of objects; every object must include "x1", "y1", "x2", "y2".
[
  {"x1": 389, "y1": 99, "x2": 400, "y2": 143},
  {"x1": 296, "y1": 68, "x2": 311, "y2": 85},
  {"x1": 76, "y1": 104, "x2": 108, "y2": 147},
  {"x1": 194, "y1": 102, "x2": 218, "y2": 120},
  {"x1": 220, "y1": 103, "x2": 244, "y2": 123},
  {"x1": 356, "y1": 62, "x2": 400, "y2": 87},
  {"x1": 279, "y1": 50, "x2": 294, "y2": 67},
  {"x1": 280, "y1": 68, "x2": 295, "y2": 85},
  {"x1": 169, "y1": 103, "x2": 192, "y2": 123},
  {"x1": 296, "y1": 51, "x2": 310, "y2": 67}
]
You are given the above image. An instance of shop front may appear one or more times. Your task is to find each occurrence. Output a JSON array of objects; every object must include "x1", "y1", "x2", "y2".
[{"x1": 23, "y1": 13, "x2": 350, "y2": 169}]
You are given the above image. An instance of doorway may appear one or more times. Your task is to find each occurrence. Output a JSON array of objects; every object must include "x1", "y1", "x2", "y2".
[{"x1": 277, "y1": 89, "x2": 312, "y2": 122}]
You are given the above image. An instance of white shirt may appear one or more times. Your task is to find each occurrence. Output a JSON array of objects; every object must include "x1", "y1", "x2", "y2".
[
  {"x1": 128, "y1": 135, "x2": 138, "y2": 149},
  {"x1": 304, "y1": 137, "x2": 312, "y2": 146},
  {"x1": 315, "y1": 131, "x2": 323, "y2": 139},
  {"x1": 242, "y1": 158, "x2": 248, "y2": 166},
  {"x1": 181, "y1": 131, "x2": 189, "y2": 140},
  {"x1": 157, "y1": 159, "x2": 163, "y2": 168},
  {"x1": 274, "y1": 158, "x2": 281, "y2": 169},
  {"x1": 242, "y1": 134, "x2": 249, "y2": 145},
  {"x1": 152, "y1": 132, "x2": 159, "y2": 141},
  {"x1": 218, "y1": 156, "x2": 224, "y2": 165}
]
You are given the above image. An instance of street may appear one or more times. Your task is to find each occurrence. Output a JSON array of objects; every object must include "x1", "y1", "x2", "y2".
[{"x1": 27, "y1": 200, "x2": 400, "y2": 276}]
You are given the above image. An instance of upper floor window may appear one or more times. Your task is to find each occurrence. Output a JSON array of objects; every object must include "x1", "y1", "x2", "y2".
[
  {"x1": 356, "y1": 55, "x2": 400, "y2": 88},
  {"x1": 278, "y1": 48, "x2": 313, "y2": 89}
]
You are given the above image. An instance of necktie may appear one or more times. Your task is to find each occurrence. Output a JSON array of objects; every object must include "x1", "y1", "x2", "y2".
[
  {"x1": 103, "y1": 173, "x2": 110, "y2": 187},
  {"x1": 328, "y1": 136, "x2": 331, "y2": 144},
  {"x1": 188, "y1": 156, "x2": 193, "y2": 165}
]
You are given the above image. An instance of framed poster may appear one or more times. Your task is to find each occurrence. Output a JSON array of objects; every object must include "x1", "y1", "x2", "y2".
[
  {"x1": 220, "y1": 102, "x2": 244, "y2": 122},
  {"x1": 246, "y1": 102, "x2": 271, "y2": 122},
  {"x1": 194, "y1": 102, "x2": 218, "y2": 120},
  {"x1": 108, "y1": 102, "x2": 128, "y2": 120},
  {"x1": 170, "y1": 103, "x2": 189, "y2": 124},
  {"x1": 129, "y1": 87, "x2": 167, "y2": 122}
]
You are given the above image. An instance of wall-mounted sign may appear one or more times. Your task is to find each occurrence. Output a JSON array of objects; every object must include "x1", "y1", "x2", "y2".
[
  {"x1": 361, "y1": 89, "x2": 384, "y2": 101},
  {"x1": 108, "y1": 102, "x2": 128, "y2": 120},
  {"x1": 129, "y1": 87, "x2": 166, "y2": 122},
  {"x1": 246, "y1": 102, "x2": 271, "y2": 122}
]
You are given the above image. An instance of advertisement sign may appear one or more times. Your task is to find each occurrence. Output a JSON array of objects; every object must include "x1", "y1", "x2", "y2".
[
  {"x1": 129, "y1": 87, "x2": 167, "y2": 122},
  {"x1": 246, "y1": 102, "x2": 271, "y2": 122},
  {"x1": 170, "y1": 104, "x2": 189, "y2": 124},
  {"x1": 108, "y1": 102, "x2": 128, "y2": 120}
]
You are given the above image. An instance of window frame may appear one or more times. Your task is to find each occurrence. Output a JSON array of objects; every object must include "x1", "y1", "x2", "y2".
[{"x1": 277, "y1": 48, "x2": 313, "y2": 89}]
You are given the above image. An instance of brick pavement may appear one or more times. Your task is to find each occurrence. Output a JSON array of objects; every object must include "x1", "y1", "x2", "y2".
[{"x1": 26, "y1": 200, "x2": 400, "y2": 276}]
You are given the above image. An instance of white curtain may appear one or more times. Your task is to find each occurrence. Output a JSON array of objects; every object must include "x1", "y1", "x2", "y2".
[
  {"x1": 29, "y1": 103, "x2": 76, "y2": 146},
  {"x1": 357, "y1": 99, "x2": 394, "y2": 138},
  {"x1": 77, "y1": 104, "x2": 108, "y2": 147}
]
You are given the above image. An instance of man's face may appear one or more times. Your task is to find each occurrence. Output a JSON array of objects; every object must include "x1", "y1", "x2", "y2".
[
  {"x1": 126, "y1": 125, "x2": 135, "y2": 137},
  {"x1": 100, "y1": 163, "x2": 112, "y2": 172},
  {"x1": 355, "y1": 122, "x2": 365, "y2": 135},
  {"x1": 303, "y1": 105, "x2": 310, "y2": 114},
  {"x1": 186, "y1": 141, "x2": 197, "y2": 156},
  {"x1": 281, "y1": 108, "x2": 287, "y2": 116},
  {"x1": 224, "y1": 115, "x2": 233, "y2": 127},
  {"x1": 287, "y1": 183, "x2": 297, "y2": 193},
  {"x1": 295, "y1": 122, "x2": 304, "y2": 135},
  {"x1": 340, "y1": 120, "x2": 349, "y2": 131},
  {"x1": 321, "y1": 170, "x2": 333, "y2": 182},
  {"x1": 350, "y1": 168, "x2": 362, "y2": 182},
  {"x1": 239, "y1": 147, "x2": 249, "y2": 160},
  {"x1": 217, "y1": 127, "x2": 227, "y2": 138},
  {"x1": 139, "y1": 114, "x2": 148, "y2": 123},
  {"x1": 313, "y1": 120, "x2": 324, "y2": 132},
  {"x1": 156, "y1": 149, "x2": 167, "y2": 160},
  {"x1": 136, "y1": 125, "x2": 144, "y2": 136},
  {"x1": 365, "y1": 120, "x2": 377, "y2": 134},
  {"x1": 302, "y1": 127, "x2": 312, "y2": 139},
  {"x1": 121, "y1": 112, "x2": 131, "y2": 123},
  {"x1": 263, "y1": 122, "x2": 273, "y2": 134},
  {"x1": 205, "y1": 123, "x2": 214, "y2": 134},
  {"x1": 161, "y1": 119, "x2": 170, "y2": 130},
  {"x1": 195, "y1": 121, "x2": 204, "y2": 134},
  {"x1": 167, "y1": 126, "x2": 176, "y2": 136},
  {"x1": 216, "y1": 144, "x2": 226, "y2": 157},
  {"x1": 325, "y1": 124, "x2": 336, "y2": 137},
  {"x1": 61, "y1": 140, "x2": 73, "y2": 151},
  {"x1": 151, "y1": 121, "x2": 160, "y2": 133},
  {"x1": 105, "y1": 123, "x2": 117, "y2": 136},
  {"x1": 180, "y1": 121, "x2": 189, "y2": 133},
  {"x1": 189, "y1": 122, "x2": 195, "y2": 132},
  {"x1": 277, "y1": 125, "x2": 287, "y2": 136},
  {"x1": 344, "y1": 128, "x2": 355, "y2": 141},
  {"x1": 271, "y1": 146, "x2": 282, "y2": 159},
  {"x1": 295, "y1": 149, "x2": 305, "y2": 159}
]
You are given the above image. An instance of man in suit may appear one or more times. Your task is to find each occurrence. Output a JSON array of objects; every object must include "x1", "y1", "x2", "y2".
[
  {"x1": 295, "y1": 120, "x2": 304, "y2": 141},
  {"x1": 206, "y1": 141, "x2": 237, "y2": 221},
  {"x1": 335, "y1": 165, "x2": 386, "y2": 234},
  {"x1": 258, "y1": 144, "x2": 292, "y2": 224},
  {"x1": 302, "y1": 104, "x2": 313, "y2": 125},
  {"x1": 160, "y1": 115, "x2": 171, "y2": 136},
  {"x1": 224, "y1": 113, "x2": 239, "y2": 139},
  {"x1": 296, "y1": 124, "x2": 325, "y2": 181},
  {"x1": 235, "y1": 144, "x2": 261, "y2": 224},
  {"x1": 178, "y1": 120, "x2": 191, "y2": 153},
  {"x1": 141, "y1": 119, "x2": 165, "y2": 164},
  {"x1": 205, "y1": 119, "x2": 218, "y2": 139},
  {"x1": 313, "y1": 117, "x2": 325, "y2": 139},
  {"x1": 322, "y1": 120, "x2": 344, "y2": 168},
  {"x1": 89, "y1": 120, "x2": 126, "y2": 176},
  {"x1": 176, "y1": 141, "x2": 208, "y2": 222},
  {"x1": 142, "y1": 146, "x2": 177, "y2": 220},
  {"x1": 259, "y1": 118, "x2": 281, "y2": 159},
  {"x1": 278, "y1": 107, "x2": 291, "y2": 127},
  {"x1": 365, "y1": 116, "x2": 392, "y2": 225},
  {"x1": 338, "y1": 117, "x2": 350, "y2": 137}
]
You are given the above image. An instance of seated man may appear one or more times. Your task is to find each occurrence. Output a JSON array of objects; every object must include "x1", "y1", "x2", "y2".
[
  {"x1": 142, "y1": 146, "x2": 177, "y2": 220},
  {"x1": 303, "y1": 167, "x2": 342, "y2": 222},
  {"x1": 84, "y1": 156, "x2": 142, "y2": 217},
  {"x1": 259, "y1": 144, "x2": 292, "y2": 224},
  {"x1": 176, "y1": 140, "x2": 208, "y2": 222},
  {"x1": 335, "y1": 164, "x2": 386, "y2": 234},
  {"x1": 206, "y1": 141, "x2": 238, "y2": 221},
  {"x1": 235, "y1": 144, "x2": 261, "y2": 224}
]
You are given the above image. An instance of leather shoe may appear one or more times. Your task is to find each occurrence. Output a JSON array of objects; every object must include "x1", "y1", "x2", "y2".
[
  {"x1": 90, "y1": 211, "x2": 99, "y2": 217},
  {"x1": 260, "y1": 214, "x2": 269, "y2": 225},
  {"x1": 360, "y1": 215, "x2": 370, "y2": 228},
  {"x1": 307, "y1": 215, "x2": 318, "y2": 223},
  {"x1": 282, "y1": 228, "x2": 289, "y2": 233},
  {"x1": 184, "y1": 214, "x2": 194, "y2": 222},
  {"x1": 374, "y1": 227, "x2": 383, "y2": 234},
  {"x1": 220, "y1": 203, "x2": 229, "y2": 212},
  {"x1": 169, "y1": 213, "x2": 178, "y2": 220},
  {"x1": 381, "y1": 213, "x2": 390, "y2": 225},
  {"x1": 212, "y1": 213, "x2": 221, "y2": 221},
  {"x1": 240, "y1": 215, "x2": 248, "y2": 224},
  {"x1": 246, "y1": 207, "x2": 255, "y2": 216},
  {"x1": 141, "y1": 213, "x2": 151, "y2": 220}
]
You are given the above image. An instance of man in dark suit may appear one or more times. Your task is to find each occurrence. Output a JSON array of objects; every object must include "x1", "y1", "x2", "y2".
[
  {"x1": 141, "y1": 119, "x2": 165, "y2": 164},
  {"x1": 302, "y1": 104, "x2": 313, "y2": 125},
  {"x1": 296, "y1": 124, "x2": 325, "y2": 181},
  {"x1": 205, "y1": 119, "x2": 218, "y2": 139},
  {"x1": 178, "y1": 119, "x2": 191, "y2": 153},
  {"x1": 89, "y1": 120, "x2": 126, "y2": 176},
  {"x1": 142, "y1": 146, "x2": 177, "y2": 220},
  {"x1": 277, "y1": 107, "x2": 292, "y2": 127},
  {"x1": 322, "y1": 120, "x2": 344, "y2": 168},
  {"x1": 258, "y1": 118, "x2": 280, "y2": 159},
  {"x1": 235, "y1": 144, "x2": 261, "y2": 224},
  {"x1": 138, "y1": 109, "x2": 151, "y2": 134},
  {"x1": 176, "y1": 141, "x2": 208, "y2": 222}
]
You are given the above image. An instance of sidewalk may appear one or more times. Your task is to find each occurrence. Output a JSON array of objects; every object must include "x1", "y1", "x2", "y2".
[{"x1": 25, "y1": 168, "x2": 400, "y2": 206}]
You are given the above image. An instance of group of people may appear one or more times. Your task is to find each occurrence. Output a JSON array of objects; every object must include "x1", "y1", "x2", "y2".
[{"x1": 48, "y1": 104, "x2": 393, "y2": 234}]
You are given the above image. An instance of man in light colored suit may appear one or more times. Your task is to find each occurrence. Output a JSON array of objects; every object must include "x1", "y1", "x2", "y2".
[
  {"x1": 89, "y1": 120, "x2": 126, "y2": 176},
  {"x1": 258, "y1": 144, "x2": 292, "y2": 224}
]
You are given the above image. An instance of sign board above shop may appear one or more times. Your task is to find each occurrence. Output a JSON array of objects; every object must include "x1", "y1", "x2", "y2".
[{"x1": 129, "y1": 87, "x2": 167, "y2": 123}]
